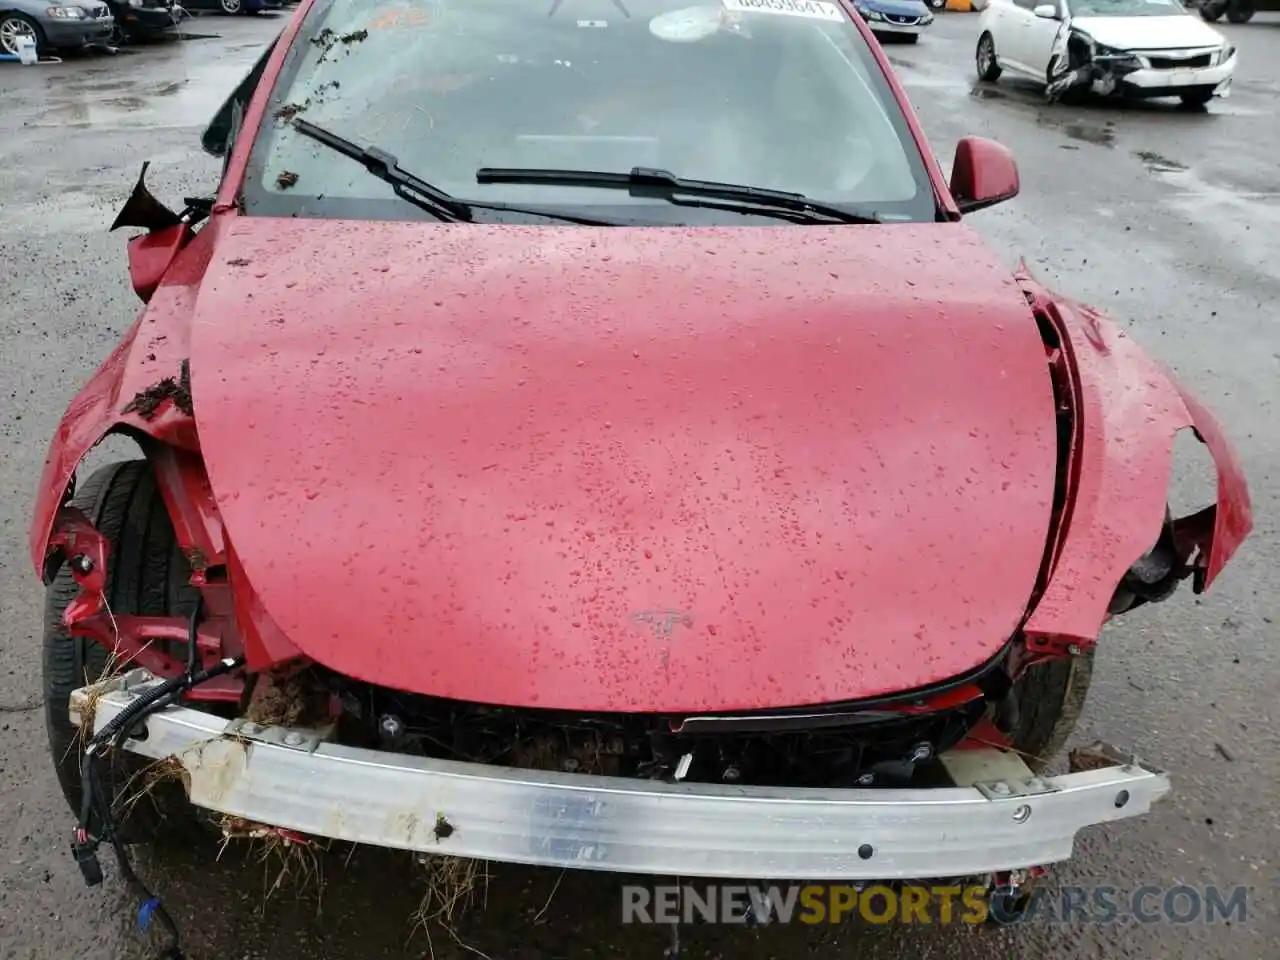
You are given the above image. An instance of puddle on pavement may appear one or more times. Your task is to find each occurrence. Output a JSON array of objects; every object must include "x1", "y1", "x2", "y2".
[
  {"x1": 1035, "y1": 113, "x2": 1116, "y2": 148},
  {"x1": 1134, "y1": 150, "x2": 1187, "y2": 173},
  {"x1": 101, "y1": 95, "x2": 147, "y2": 110},
  {"x1": 62, "y1": 77, "x2": 133, "y2": 94},
  {"x1": 1061, "y1": 121, "x2": 1116, "y2": 147},
  {"x1": 26, "y1": 60, "x2": 253, "y2": 131}
]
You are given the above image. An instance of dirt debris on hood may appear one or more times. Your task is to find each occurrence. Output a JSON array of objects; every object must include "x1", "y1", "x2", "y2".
[
  {"x1": 275, "y1": 82, "x2": 341, "y2": 124},
  {"x1": 311, "y1": 26, "x2": 368, "y2": 64},
  {"x1": 122, "y1": 358, "x2": 193, "y2": 419},
  {"x1": 275, "y1": 99, "x2": 312, "y2": 122}
]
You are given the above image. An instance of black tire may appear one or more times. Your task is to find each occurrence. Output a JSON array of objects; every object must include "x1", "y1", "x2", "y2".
[
  {"x1": 1008, "y1": 651, "x2": 1095, "y2": 773},
  {"x1": 43, "y1": 459, "x2": 201, "y2": 838},
  {"x1": 218, "y1": 0, "x2": 243, "y2": 12},
  {"x1": 0, "y1": 12, "x2": 45, "y2": 56},
  {"x1": 1199, "y1": 0, "x2": 1225, "y2": 19},
  {"x1": 1180, "y1": 89, "x2": 1216, "y2": 107},
  {"x1": 976, "y1": 32, "x2": 1002, "y2": 82},
  {"x1": 1226, "y1": 0, "x2": 1253, "y2": 21}
]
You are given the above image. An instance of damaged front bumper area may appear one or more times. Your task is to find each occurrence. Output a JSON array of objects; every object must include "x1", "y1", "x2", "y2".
[
  {"x1": 74, "y1": 670, "x2": 1171, "y2": 880},
  {"x1": 1047, "y1": 36, "x2": 1236, "y2": 102}
]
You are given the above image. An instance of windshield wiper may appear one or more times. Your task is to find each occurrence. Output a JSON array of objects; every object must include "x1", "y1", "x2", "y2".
[
  {"x1": 290, "y1": 119, "x2": 623, "y2": 226},
  {"x1": 294, "y1": 118, "x2": 470, "y2": 221},
  {"x1": 475, "y1": 166, "x2": 882, "y2": 224}
]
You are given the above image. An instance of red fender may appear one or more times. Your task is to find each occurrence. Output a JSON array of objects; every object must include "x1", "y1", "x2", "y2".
[
  {"x1": 1017, "y1": 264, "x2": 1252, "y2": 649},
  {"x1": 27, "y1": 235, "x2": 213, "y2": 575},
  {"x1": 29, "y1": 221, "x2": 300, "y2": 678}
]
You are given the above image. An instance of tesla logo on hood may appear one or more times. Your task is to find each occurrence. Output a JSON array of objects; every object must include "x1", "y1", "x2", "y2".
[{"x1": 632, "y1": 609, "x2": 693, "y2": 639}]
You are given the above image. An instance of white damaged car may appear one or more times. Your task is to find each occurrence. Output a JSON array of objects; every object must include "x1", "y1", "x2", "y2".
[{"x1": 975, "y1": 0, "x2": 1237, "y2": 106}]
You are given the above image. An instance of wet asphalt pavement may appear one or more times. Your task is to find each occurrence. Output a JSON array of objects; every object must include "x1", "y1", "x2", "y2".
[{"x1": 1, "y1": 9, "x2": 1278, "y2": 960}]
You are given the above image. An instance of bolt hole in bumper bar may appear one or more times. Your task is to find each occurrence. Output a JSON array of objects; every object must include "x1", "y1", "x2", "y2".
[{"x1": 72, "y1": 671, "x2": 1170, "y2": 881}]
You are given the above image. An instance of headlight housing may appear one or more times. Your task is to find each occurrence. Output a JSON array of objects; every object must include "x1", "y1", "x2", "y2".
[
  {"x1": 855, "y1": 5, "x2": 885, "y2": 20},
  {"x1": 1090, "y1": 41, "x2": 1145, "y2": 70},
  {"x1": 1108, "y1": 428, "x2": 1217, "y2": 615},
  {"x1": 46, "y1": 5, "x2": 87, "y2": 16},
  {"x1": 1213, "y1": 44, "x2": 1235, "y2": 66}
]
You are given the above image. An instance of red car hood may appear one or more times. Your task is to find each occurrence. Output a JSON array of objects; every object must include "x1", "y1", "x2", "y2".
[{"x1": 191, "y1": 218, "x2": 1057, "y2": 712}]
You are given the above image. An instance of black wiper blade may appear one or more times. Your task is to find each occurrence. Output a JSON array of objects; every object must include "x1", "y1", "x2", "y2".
[
  {"x1": 291, "y1": 119, "x2": 622, "y2": 226},
  {"x1": 294, "y1": 118, "x2": 471, "y2": 222},
  {"x1": 475, "y1": 166, "x2": 881, "y2": 224}
]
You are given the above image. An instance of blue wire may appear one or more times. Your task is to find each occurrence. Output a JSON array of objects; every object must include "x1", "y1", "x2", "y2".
[{"x1": 138, "y1": 896, "x2": 162, "y2": 932}]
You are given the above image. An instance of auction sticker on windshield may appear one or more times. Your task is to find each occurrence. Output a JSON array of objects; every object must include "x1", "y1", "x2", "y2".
[
  {"x1": 650, "y1": 5, "x2": 725, "y2": 41},
  {"x1": 721, "y1": 0, "x2": 845, "y2": 20}
]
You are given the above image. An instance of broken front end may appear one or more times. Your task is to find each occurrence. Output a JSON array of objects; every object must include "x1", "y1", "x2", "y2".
[
  {"x1": 30, "y1": 197, "x2": 1252, "y2": 958},
  {"x1": 1046, "y1": 28, "x2": 1236, "y2": 103},
  {"x1": 34, "y1": 296, "x2": 1250, "y2": 924}
]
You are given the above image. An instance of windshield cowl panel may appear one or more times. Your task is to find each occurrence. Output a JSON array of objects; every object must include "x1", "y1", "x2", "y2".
[{"x1": 243, "y1": 0, "x2": 937, "y2": 225}]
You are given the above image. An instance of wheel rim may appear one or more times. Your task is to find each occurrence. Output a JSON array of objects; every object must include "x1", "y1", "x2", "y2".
[
  {"x1": 977, "y1": 37, "x2": 993, "y2": 75},
  {"x1": 0, "y1": 17, "x2": 36, "y2": 55},
  {"x1": 221, "y1": 0, "x2": 242, "y2": 11}
]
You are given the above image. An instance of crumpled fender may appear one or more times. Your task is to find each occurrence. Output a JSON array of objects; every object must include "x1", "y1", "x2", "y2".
[
  {"x1": 1017, "y1": 263, "x2": 1252, "y2": 647},
  {"x1": 27, "y1": 230, "x2": 217, "y2": 577}
]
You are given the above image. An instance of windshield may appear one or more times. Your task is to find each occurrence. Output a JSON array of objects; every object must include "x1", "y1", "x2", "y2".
[
  {"x1": 242, "y1": 0, "x2": 936, "y2": 224},
  {"x1": 1069, "y1": 0, "x2": 1186, "y2": 17}
]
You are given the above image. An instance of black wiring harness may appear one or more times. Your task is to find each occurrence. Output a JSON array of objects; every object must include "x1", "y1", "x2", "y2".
[{"x1": 71, "y1": 599, "x2": 244, "y2": 960}]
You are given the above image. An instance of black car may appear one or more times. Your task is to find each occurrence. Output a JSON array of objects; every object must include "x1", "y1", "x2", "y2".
[
  {"x1": 182, "y1": 0, "x2": 282, "y2": 13},
  {"x1": 103, "y1": 0, "x2": 181, "y2": 40},
  {"x1": 1197, "y1": 0, "x2": 1280, "y2": 21}
]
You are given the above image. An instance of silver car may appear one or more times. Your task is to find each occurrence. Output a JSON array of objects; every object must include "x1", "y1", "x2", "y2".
[{"x1": 0, "y1": 0, "x2": 114, "y2": 56}]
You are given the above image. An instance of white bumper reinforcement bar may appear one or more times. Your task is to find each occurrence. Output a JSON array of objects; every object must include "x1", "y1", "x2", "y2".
[{"x1": 72, "y1": 670, "x2": 1171, "y2": 880}]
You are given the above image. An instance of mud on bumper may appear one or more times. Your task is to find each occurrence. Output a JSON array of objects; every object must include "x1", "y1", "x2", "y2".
[{"x1": 73, "y1": 670, "x2": 1171, "y2": 880}]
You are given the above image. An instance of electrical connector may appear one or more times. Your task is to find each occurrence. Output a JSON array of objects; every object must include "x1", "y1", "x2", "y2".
[{"x1": 71, "y1": 839, "x2": 103, "y2": 886}]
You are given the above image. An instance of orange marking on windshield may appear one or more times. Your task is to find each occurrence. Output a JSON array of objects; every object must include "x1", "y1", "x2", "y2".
[{"x1": 367, "y1": 7, "x2": 431, "y2": 29}]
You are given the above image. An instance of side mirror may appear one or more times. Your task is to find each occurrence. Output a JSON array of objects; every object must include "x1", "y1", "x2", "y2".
[
  {"x1": 949, "y1": 136, "x2": 1020, "y2": 214},
  {"x1": 109, "y1": 163, "x2": 195, "y2": 302},
  {"x1": 1032, "y1": 3, "x2": 1058, "y2": 17},
  {"x1": 110, "y1": 161, "x2": 182, "y2": 233}
]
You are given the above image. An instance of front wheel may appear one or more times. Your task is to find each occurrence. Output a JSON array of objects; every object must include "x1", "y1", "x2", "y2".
[
  {"x1": 0, "y1": 12, "x2": 44, "y2": 56},
  {"x1": 43, "y1": 460, "x2": 201, "y2": 839},
  {"x1": 1008, "y1": 651, "x2": 1095, "y2": 772},
  {"x1": 976, "y1": 32, "x2": 1002, "y2": 82}
]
